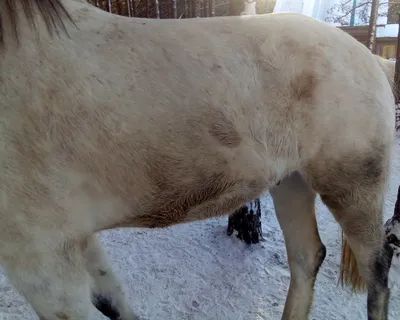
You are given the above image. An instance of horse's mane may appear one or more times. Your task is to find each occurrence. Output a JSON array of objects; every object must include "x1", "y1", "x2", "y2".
[{"x1": 0, "y1": 0, "x2": 75, "y2": 46}]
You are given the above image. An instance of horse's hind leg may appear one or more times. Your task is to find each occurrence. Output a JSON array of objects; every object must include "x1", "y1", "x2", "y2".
[
  {"x1": 2, "y1": 238, "x2": 96, "y2": 319},
  {"x1": 270, "y1": 171, "x2": 325, "y2": 320},
  {"x1": 310, "y1": 152, "x2": 393, "y2": 320},
  {"x1": 83, "y1": 234, "x2": 139, "y2": 320}
]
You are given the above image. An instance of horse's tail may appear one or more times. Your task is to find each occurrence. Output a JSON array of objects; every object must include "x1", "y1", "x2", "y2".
[
  {"x1": 375, "y1": 55, "x2": 398, "y2": 101},
  {"x1": 338, "y1": 233, "x2": 367, "y2": 292}
]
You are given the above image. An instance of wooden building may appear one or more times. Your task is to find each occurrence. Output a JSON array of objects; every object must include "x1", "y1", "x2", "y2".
[{"x1": 339, "y1": 25, "x2": 397, "y2": 60}]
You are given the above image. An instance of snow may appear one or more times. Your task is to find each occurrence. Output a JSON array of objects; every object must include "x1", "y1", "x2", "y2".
[{"x1": 1, "y1": 140, "x2": 400, "y2": 320}]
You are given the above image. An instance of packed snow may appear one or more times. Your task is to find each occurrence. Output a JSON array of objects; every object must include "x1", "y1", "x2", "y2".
[{"x1": 1, "y1": 138, "x2": 400, "y2": 320}]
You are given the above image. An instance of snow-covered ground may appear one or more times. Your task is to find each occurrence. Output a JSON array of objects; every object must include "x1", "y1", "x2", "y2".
[{"x1": 1, "y1": 138, "x2": 400, "y2": 320}]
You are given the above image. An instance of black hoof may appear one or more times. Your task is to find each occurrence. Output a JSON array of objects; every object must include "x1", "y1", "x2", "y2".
[
  {"x1": 92, "y1": 294, "x2": 120, "y2": 320},
  {"x1": 227, "y1": 198, "x2": 263, "y2": 245}
]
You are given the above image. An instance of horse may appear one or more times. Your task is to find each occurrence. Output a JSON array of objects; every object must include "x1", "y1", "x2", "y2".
[
  {"x1": 0, "y1": 0, "x2": 396, "y2": 319},
  {"x1": 385, "y1": 186, "x2": 400, "y2": 291}
]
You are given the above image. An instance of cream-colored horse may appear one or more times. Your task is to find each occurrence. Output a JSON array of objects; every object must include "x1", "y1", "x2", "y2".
[{"x1": 0, "y1": 0, "x2": 396, "y2": 319}]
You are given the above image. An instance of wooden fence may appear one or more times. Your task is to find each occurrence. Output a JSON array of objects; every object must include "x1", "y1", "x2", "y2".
[{"x1": 87, "y1": 0, "x2": 276, "y2": 19}]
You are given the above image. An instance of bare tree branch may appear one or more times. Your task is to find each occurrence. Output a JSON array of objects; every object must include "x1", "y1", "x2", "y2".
[
  {"x1": 325, "y1": 0, "x2": 395, "y2": 25},
  {"x1": 329, "y1": 2, "x2": 374, "y2": 23}
]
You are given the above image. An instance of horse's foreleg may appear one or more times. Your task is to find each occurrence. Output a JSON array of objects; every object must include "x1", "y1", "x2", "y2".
[
  {"x1": 2, "y1": 238, "x2": 96, "y2": 320},
  {"x1": 83, "y1": 234, "x2": 139, "y2": 320},
  {"x1": 270, "y1": 171, "x2": 325, "y2": 320}
]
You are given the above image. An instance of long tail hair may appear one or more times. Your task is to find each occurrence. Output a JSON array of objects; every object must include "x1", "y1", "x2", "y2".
[{"x1": 338, "y1": 233, "x2": 367, "y2": 292}]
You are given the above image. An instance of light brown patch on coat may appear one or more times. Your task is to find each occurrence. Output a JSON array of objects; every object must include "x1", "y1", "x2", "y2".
[
  {"x1": 209, "y1": 111, "x2": 241, "y2": 147},
  {"x1": 55, "y1": 312, "x2": 69, "y2": 320},
  {"x1": 130, "y1": 171, "x2": 238, "y2": 228},
  {"x1": 291, "y1": 71, "x2": 317, "y2": 102}
]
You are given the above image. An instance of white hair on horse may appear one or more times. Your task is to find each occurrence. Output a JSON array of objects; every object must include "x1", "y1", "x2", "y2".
[{"x1": 0, "y1": 0, "x2": 397, "y2": 319}]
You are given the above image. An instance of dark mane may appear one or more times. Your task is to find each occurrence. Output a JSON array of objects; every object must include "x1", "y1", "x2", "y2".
[{"x1": 0, "y1": 0, "x2": 75, "y2": 46}]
